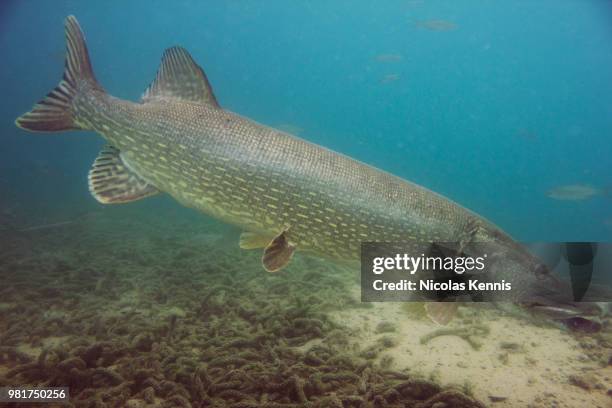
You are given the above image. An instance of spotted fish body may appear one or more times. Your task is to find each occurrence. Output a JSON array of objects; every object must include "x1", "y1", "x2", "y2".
[
  {"x1": 83, "y1": 94, "x2": 484, "y2": 260},
  {"x1": 16, "y1": 16, "x2": 543, "y2": 282}
]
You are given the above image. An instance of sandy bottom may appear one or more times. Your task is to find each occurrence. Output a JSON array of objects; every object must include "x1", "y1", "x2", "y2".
[{"x1": 331, "y1": 289, "x2": 612, "y2": 408}]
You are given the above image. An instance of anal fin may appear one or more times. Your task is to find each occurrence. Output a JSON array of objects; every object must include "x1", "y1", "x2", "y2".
[
  {"x1": 88, "y1": 146, "x2": 160, "y2": 204},
  {"x1": 262, "y1": 230, "x2": 296, "y2": 273},
  {"x1": 240, "y1": 232, "x2": 274, "y2": 250}
]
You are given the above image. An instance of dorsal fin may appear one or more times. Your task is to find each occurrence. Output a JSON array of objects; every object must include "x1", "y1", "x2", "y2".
[
  {"x1": 88, "y1": 146, "x2": 160, "y2": 204},
  {"x1": 141, "y1": 46, "x2": 219, "y2": 107}
]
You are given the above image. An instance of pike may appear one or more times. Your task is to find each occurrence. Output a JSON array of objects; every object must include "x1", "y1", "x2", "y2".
[{"x1": 16, "y1": 17, "x2": 582, "y2": 323}]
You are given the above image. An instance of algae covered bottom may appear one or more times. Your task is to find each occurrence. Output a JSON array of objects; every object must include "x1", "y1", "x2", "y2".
[
  {"x1": 0, "y1": 211, "x2": 490, "y2": 408},
  {"x1": 1, "y1": 210, "x2": 610, "y2": 407}
]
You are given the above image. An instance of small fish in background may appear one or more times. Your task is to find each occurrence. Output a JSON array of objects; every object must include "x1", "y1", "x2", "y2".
[
  {"x1": 274, "y1": 124, "x2": 303, "y2": 136},
  {"x1": 374, "y1": 54, "x2": 403, "y2": 63},
  {"x1": 380, "y1": 74, "x2": 400, "y2": 84},
  {"x1": 416, "y1": 19, "x2": 458, "y2": 32},
  {"x1": 545, "y1": 184, "x2": 603, "y2": 201},
  {"x1": 516, "y1": 128, "x2": 538, "y2": 142}
]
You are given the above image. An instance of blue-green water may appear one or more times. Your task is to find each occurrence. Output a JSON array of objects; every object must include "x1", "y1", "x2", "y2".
[
  {"x1": 1, "y1": 2, "x2": 612, "y2": 407},
  {"x1": 1, "y1": 0, "x2": 611, "y2": 241}
]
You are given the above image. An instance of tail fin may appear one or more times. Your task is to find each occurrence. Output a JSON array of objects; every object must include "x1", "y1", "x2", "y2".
[{"x1": 15, "y1": 16, "x2": 101, "y2": 132}]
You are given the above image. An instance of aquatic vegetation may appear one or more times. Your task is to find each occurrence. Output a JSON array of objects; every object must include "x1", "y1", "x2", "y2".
[
  {"x1": 0, "y1": 219, "x2": 486, "y2": 407},
  {"x1": 568, "y1": 372, "x2": 604, "y2": 391},
  {"x1": 375, "y1": 321, "x2": 396, "y2": 334},
  {"x1": 498, "y1": 341, "x2": 524, "y2": 353}
]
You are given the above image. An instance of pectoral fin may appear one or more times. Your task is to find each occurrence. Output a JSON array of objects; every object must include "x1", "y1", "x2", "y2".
[
  {"x1": 425, "y1": 302, "x2": 458, "y2": 325},
  {"x1": 88, "y1": 146, "x2": 159, "y2": 204},
  {"x1": 240, "y1": 232, "x2": 274, "y2": 249},
  {"x1": 262, "y1": 231, "x2": 296, "y2": 273}
]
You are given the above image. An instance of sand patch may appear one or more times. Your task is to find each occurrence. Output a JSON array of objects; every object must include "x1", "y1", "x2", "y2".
[{"x1": 331, "y1": 299, "x2": 612, "y2": 407}]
